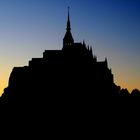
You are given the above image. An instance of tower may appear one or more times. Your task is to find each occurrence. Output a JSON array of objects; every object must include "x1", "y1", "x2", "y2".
[{"x1": 63, "y1": 7, "x2": 74, "y2": 49}]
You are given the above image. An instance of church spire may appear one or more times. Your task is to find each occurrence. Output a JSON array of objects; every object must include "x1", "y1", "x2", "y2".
[
  {"x1": 67, "y1": 7, "x2": 71, "y2": 31},
  {"x1": 63, "y1": 7, "x2": 74, "y2": 49}
]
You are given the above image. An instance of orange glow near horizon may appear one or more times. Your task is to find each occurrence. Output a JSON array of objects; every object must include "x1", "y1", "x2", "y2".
[{"x1": 0, "y1": 69, "x2": 10, "y2": 96}]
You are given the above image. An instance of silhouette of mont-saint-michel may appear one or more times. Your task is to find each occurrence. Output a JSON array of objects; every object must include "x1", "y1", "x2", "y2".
[{"x1": 1, "y1": 9, "x2": 140, "y2": 117}]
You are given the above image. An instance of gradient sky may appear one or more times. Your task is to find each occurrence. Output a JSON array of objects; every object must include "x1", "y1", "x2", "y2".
[{"x1": 0, "y1": 0, "x2": 140, "y2": 96}]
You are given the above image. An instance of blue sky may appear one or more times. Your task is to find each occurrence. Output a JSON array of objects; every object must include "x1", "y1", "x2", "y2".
[{"x1": 0, "y1": 0, "x2": 140, "y2": 95}]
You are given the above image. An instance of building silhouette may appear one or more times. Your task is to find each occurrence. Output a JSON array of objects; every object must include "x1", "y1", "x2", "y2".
[{"x1": 0, "y1": 8, "x2": 121, "y2": 115}]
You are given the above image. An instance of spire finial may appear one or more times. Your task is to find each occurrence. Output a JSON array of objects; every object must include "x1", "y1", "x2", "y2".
[
  {"x1": 68, "y1": 6, "x2": 70, "y2": 23},
  {"x1": 68, "y1": 6, "x2": 70, "y2": 18}
]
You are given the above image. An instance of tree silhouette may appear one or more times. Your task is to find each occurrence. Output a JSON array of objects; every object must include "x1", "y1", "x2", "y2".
[
  {"x1": 119, "y1": 88, "x2": 130, "y2": 96},
  {"x1": 131, "y1": 89, "x2": 140, "y2": 96}
]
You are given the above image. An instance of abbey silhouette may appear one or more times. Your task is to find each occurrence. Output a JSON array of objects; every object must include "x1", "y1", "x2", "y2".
[{"x1": 1, "y1": 8, "x2": 127, "y2": 114}]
